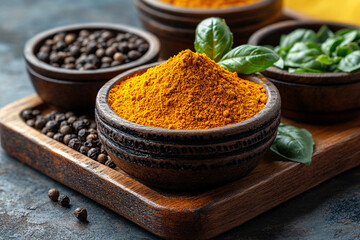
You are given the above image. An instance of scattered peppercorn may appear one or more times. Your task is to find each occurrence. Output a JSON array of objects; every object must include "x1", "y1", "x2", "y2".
[
  {"x1": 105, "y1": 159, "x2": 116, "y2": 169},
  {"x1": 48, "y1": 188, "x2": 59, "y2": 201},
  {"x1": 35, "y1": 29, "x2": 148, "y2": 70},
  {"x1": 74, "y1": 207, "x2": 88, "y2": 222},
  {"x1": 20, "y1": 108, "x2": 115, "y2": 169},
  {"x1": 58, "y1": 194, "x2": 70, "y2": 207}
]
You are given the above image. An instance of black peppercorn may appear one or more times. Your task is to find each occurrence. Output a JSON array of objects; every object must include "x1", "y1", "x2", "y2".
[
  {"x1": 32, "y1": 109, "x2": 41, "y2": 117},
  {"x1": 87, "y1": 148, "x2": 98, "y2": 160},
  {"x1": 65, "y1": 112, "x2": 75, "y2": 119},
  {"x1": 78, "y1": 129, "x2": 89, "y2": 141},
  {"x1": 45, "y1": 120, "x2": 59, "y2": 133},
  {"x1": 105, "y1": 159, "x2": 116, "y2": 169},
  {"x1": 86, "y1": 133, "x2": 97, "y2": 141},
  {"x1": 21, "y1": 109, "x2": 34, "y2": 121},
  {"x1": 26, "y1": 119, "x2": 35, "y2": 127},
  {"x1": 67, "y1": 116, "x2": 77, "y2": 124},
  {"x1": 55, "y1": 113, "x2": 66, "y2": 122},
  {"x1": 84, "y1": 139, "x2": 97, "y2": 148},
  {"x1": 35, "y1": 118, "x2": 46, "y2": 130},
  {"x1": 73, "y1": 120, "x2": 87, "y2": 132},
  {"x1": 64, "y1": 134, "x2": 77, "y2": 145},
  {"x1": 59, "y1": 125, "x2": 72, "y2": 135},
  {"x1": 79, "y1": 146, "x2": 90, "y2": 155},
  {"x1": 59, "y1": 120, "x2": 69, "y2": 128},
  {"x1": 64, "y1": 33, "x2": 76, "y2": 44},
  {"x1": 46, "y1": 132, "x2": 55, "y2": 138},
  {"x1": 58, "y1": 194, "x2": 70, "y2": 207},
  {"x1": 74, "y1": 207, "x2": 87, "y2": 222},
  {"x1": 48, "y1": 188, "x2": 59, "y2": 201},
  {"x1": 53, "y1": 133, "x2": 64, "y2": 142},
  {"x1": 68, "y1": 138, "x2": 81, "y2": 151},
  {"x1": 97, "y1": 153, "x2": 108, "y2": 164},
  {"x1": 128, "y1": 50, "x2": 141, "y2": 60}
]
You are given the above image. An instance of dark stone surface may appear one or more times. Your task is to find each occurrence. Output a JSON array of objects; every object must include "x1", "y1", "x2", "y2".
[{"x1": 0, "y1": 0, "x2": 359, "y2": 239}]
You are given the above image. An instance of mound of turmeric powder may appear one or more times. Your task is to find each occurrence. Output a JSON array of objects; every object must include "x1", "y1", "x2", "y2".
[
  {"x1": 158, "y1": 0, "x2": 258, "y2": 8},
  {"x1": 108, "y1": 50, "x2": 267, "y2": 129}
]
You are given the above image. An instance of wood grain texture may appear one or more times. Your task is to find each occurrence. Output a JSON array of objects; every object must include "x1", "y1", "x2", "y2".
[{"x1": 1, "y1": 95, "x2": 360, "y2": 239}]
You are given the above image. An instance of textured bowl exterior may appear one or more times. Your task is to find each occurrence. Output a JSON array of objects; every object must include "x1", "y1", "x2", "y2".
[
  {"x1": 27, "y1": 66, "x2": 106, "y2": 112},
  {"x1": 248, "y1": 20, "x2": 360, "y2": 123},
  {"x1": 95, "y1": 63, "x2": 281, "y2": 190}
]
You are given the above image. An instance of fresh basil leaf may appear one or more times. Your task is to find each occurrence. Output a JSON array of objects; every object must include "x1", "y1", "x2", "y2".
[
  {"x1": 316, "y1": 54, "x2": 333, "y2": 65},
  {"x1": 280, "y1": 29, "x2": 317, "y2": 48},
  {"x1": 338, "y1": 50, "x2": 360, "y2": 72},
  {"x1": 218, "y1": 45, "x2": 280, "y2": 74},
  {"x1": 294, "y1": 68, "x2": 324, "y2": 73},
  {"x1": 335, "y1": 46, "x2": 353, "y2": 57},
  {"x1": 194, "y1": 17, "x2": 233, "y2": 62},
  {"x1": 277, "y1": 46, "x2": 291, "y2": 59},
  {"x1": 348, "y1": 42, "x2": 360, "y2": 51},
  {"x1": 284, "y1": 42, "x2": 321, "y2": 68},
  {"x1": 335, "y1": 28, "x2": 359, "y2": 37},
  {"x1": 316, "y1": 25, "x2": 334, "y2": 43},
  {"x1": 321, "y1": 36, "x2": 344, "y2": 56},
  {"x1": 302, "y1": 60, "x2": 328, "y2": 71},
  {"x1": 273, "y1": 57, "x2": 284, "y2": 69},
  {"x1": 270, "y1": 123, "x2": 315, "y2": 165},
  {"x1": 339, "y1": 30, "x2": 358, "y2": 47},
  {"x1": 332, "y1": 56, "x2": 343, "y2": 64}
]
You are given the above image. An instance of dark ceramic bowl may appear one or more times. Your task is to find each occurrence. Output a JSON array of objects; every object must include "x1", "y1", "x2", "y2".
[
  {"x1": 248, "y1": 20, "x2": 360, "y2": 123},
  {"x1": 134, "y1": 0, "x2": 282, "y2": 58},
  {"x1": 95, "y1": 62, "x2": 281, "y2": 191},
  {"x1": 24, "y1": 23, "x2": 160, "y2": 112}
]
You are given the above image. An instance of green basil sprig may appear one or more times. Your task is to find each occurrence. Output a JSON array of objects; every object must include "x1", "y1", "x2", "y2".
[
  {"x1": 195, "y1": 17, "x2": 233, "y2": 62},
  {"x1": 270, "y1": 26, "x2": 360, "y2": 73},
  {"x1": 194, "y1": 17, "x2": 279, "y2": 74},
  {"x1": 270, "y1": 123, "x2": 315, "y2": 165}
]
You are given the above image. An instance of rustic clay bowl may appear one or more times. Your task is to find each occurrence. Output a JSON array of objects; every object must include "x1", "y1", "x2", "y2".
[
  {"x1": 24, "y1": 23, "x2": 160, "y2": 112},
  {"x1": 134, "y1": 0, "x2": 282, "y2": 58},
  {"x1": 248, "y1": 20, "x2": 360, "y2": 123},
  {"x1": 95, "y1": 62, "x2": 281, "y2": 191}
]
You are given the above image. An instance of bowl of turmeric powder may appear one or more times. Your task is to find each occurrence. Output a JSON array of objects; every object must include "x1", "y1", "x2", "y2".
[
  {"x1": 134, "y1": 0, "x2": 283, "y2": 58},
  {"x1": 248, "y1": 20, "x2": 360, "y2": 123},
  {"x1": 95, "y1": 50, "x2": 281, "y2": 191}
]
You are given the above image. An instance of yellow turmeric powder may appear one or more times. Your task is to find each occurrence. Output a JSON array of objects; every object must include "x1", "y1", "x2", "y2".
[
  {"x1": 108, "y1": 50, "x2": 267, "y2": 129},
  {"x1": 158, "y1": 0, "x2": 259, "y2": 8}
]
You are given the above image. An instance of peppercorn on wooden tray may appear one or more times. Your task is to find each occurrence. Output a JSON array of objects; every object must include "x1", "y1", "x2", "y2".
[{"x1": 1, "y1": 95, "x2": 360, "y2": 240}]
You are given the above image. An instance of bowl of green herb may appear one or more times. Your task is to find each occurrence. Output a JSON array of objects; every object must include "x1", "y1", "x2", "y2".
[{"x1": 248, "y1": 20, "x2": 360, "y2": 123}]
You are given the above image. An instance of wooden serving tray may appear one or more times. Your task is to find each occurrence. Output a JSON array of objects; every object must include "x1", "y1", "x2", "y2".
[{"x1": 1, "y1": 95, "x2": 360, "y2": 240}]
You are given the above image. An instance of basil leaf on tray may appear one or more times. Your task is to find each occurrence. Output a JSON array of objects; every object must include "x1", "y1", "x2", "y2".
[
  {"x1": 338, "y1": 50, "x2": 360, "y2": 72},
  {"x1": 218, "y1": 45, "x2": 280, "y2": 74},
  {"x1": 270, "y1": 123, "x2": 315, "y2": 165},
  {"x1": 194, "y1": 17, "x2": 233, "y2": 62}
]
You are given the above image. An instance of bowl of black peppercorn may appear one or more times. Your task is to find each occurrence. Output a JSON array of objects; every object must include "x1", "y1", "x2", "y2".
[{"x1": 24, "y1": 23, "x2": 160, "y2": 113}]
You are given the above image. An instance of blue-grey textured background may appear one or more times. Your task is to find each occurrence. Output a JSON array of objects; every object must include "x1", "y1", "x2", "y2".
[{"x1": 0, "y1": 0, "x2": 359, "y2": 239}]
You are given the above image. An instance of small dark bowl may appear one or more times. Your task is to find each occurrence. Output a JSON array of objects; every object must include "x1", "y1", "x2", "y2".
[
  {"x1": 95, "y1": 62, "x2": 281, "y2": 191},
  {"x1": 134, "y1": 0, "x2": 282, "y2": 58},
  {"x1": 248, "y1": 20, "x2": 360, "y2": 123},
  {"x1": 24, "y1": 23, "x2": 160, "y2": 112}
]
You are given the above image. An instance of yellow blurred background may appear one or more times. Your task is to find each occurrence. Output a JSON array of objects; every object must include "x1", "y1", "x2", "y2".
[{"x1": 284, "y1": 0, "x2": 360, "y2": 24}]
